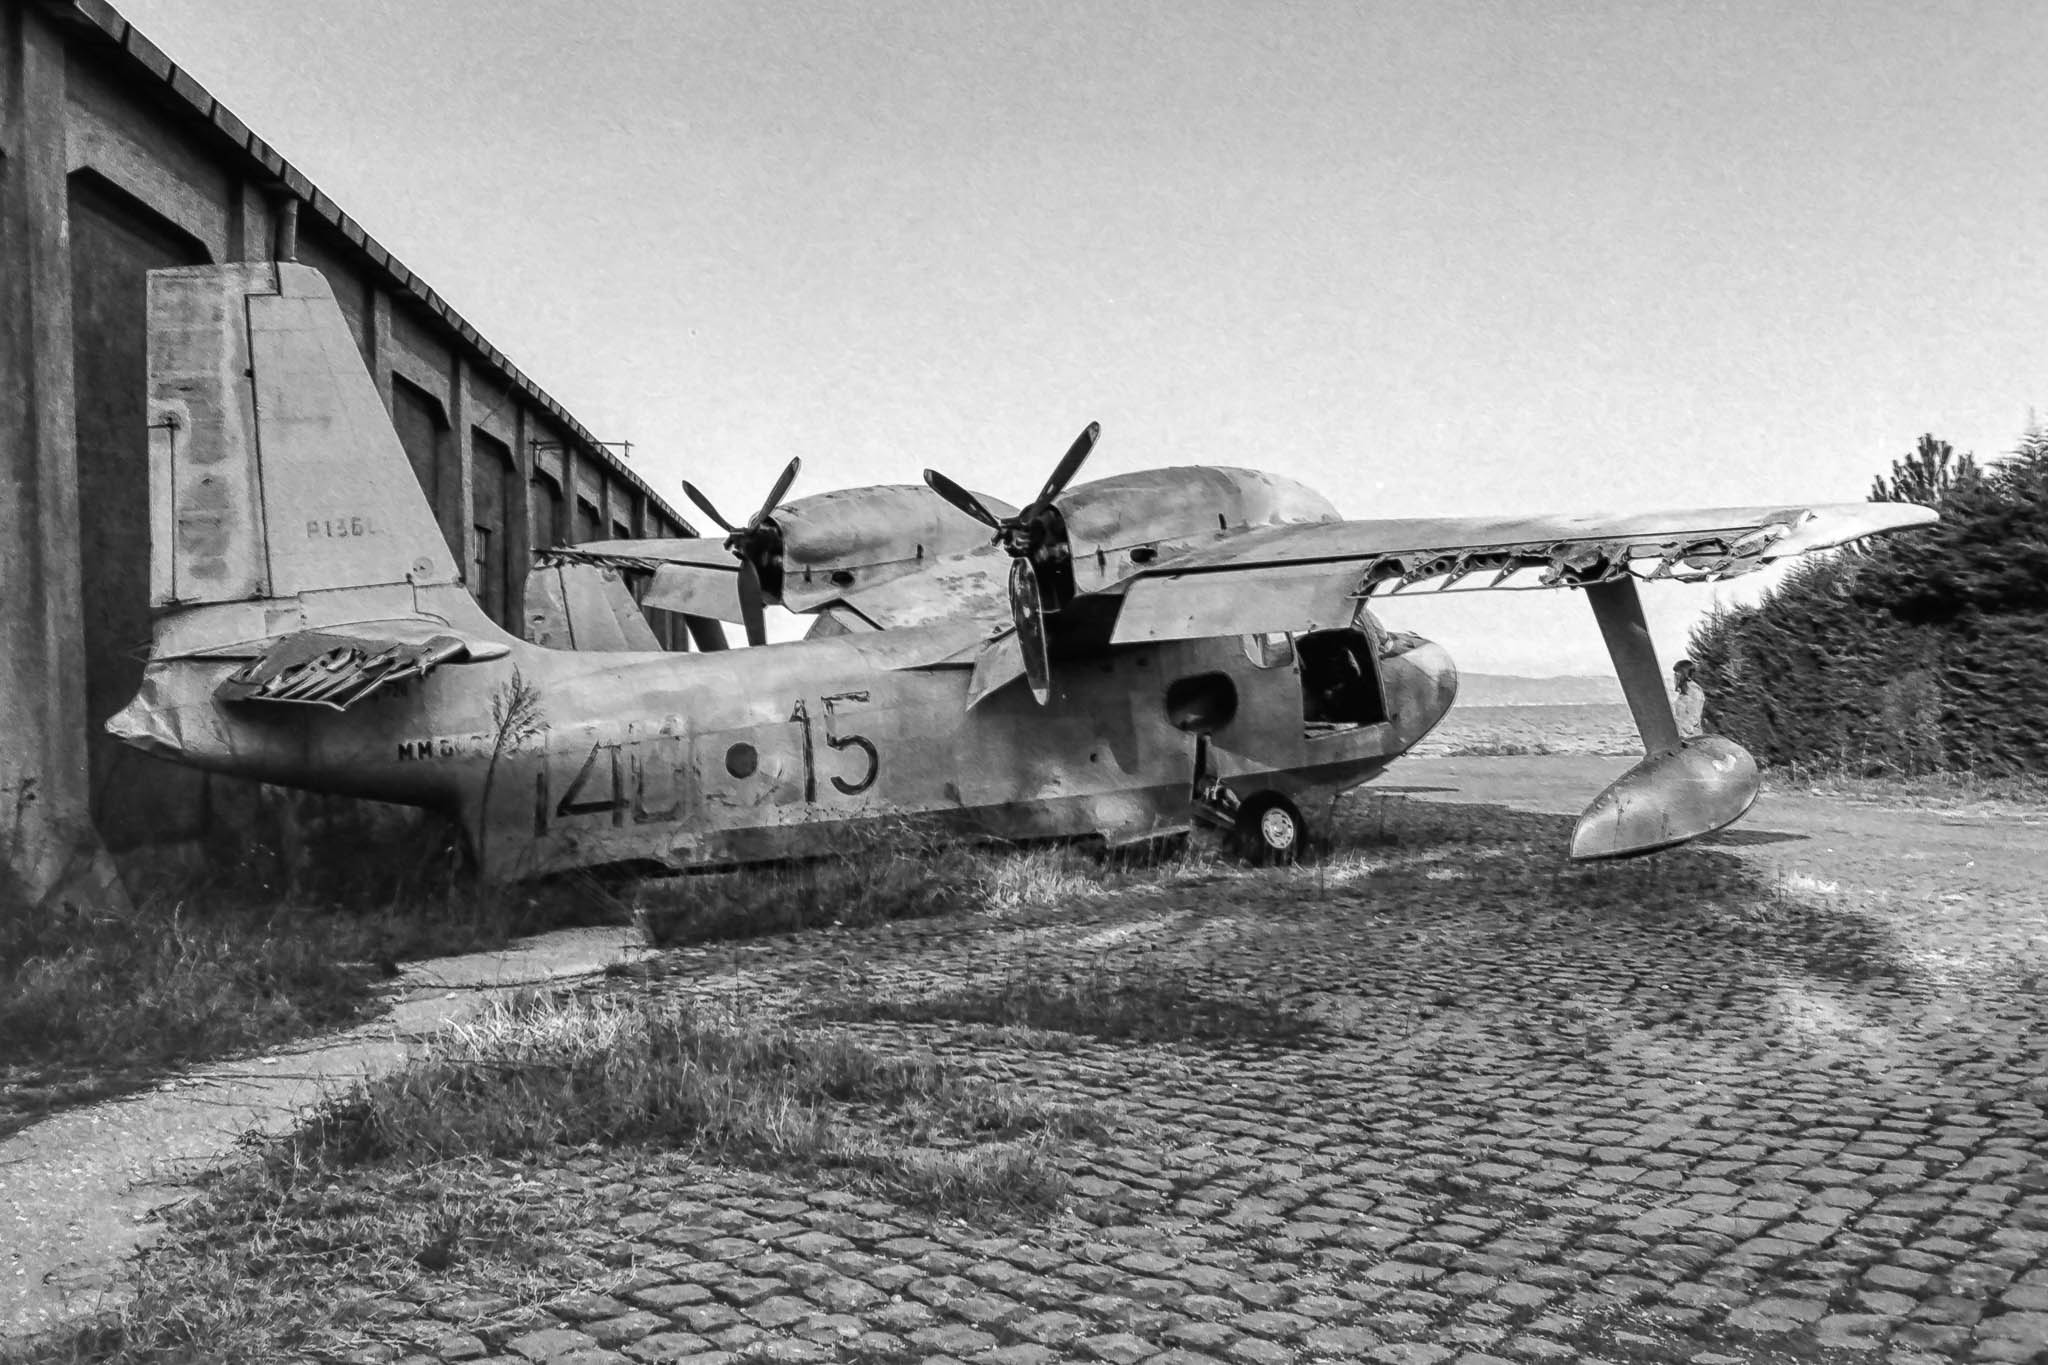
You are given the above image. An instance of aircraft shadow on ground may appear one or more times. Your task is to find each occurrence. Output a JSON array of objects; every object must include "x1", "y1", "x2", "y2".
[
  {"x1": 1697, "y1": 827, "x2": 1809, "y2": 847},
  {"x1": 1272, "y1": 791, "x2": 1917, "y2": 1003}
]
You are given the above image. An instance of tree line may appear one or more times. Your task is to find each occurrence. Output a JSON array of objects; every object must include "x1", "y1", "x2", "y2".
[{"x1": 1685, "y1": 429, "x2": 2048, "y2": 774}]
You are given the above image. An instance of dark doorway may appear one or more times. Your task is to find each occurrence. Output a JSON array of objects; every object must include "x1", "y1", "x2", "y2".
[
  {"x1": 392, "y1": 376, "x2": 460, "y2": 563},
  {"x1": 471, "y1": 428, "x2": 517, "y2": 626},
  {"x1": 530, "y1": 470, "x2": 564, "y2": 549},
  {"x1": 68, "y1": 173, "x2": 209, "y2": 846},
  {"x1": 1298, "y1": 628, "x2": 1390, "y2": 729}
]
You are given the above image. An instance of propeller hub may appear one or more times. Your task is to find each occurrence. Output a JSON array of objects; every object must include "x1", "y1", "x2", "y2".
[{"x1": 922, "y1": 421, "x2": 1099, "y2": 702}]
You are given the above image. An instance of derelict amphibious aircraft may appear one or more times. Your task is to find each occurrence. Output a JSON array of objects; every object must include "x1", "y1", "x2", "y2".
[{"x1": 109, "y1": 263, "x2": 1936, "y2": 877}]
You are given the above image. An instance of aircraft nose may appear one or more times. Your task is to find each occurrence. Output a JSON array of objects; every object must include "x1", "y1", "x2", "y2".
[{"x1": 1390, "y1": 637, "x2": 1459, "y2": 735}]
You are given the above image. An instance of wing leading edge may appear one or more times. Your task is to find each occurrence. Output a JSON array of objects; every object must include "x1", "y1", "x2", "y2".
[{"x1": 1106, "y1": 501, "x2": 1937, "y2": 645}]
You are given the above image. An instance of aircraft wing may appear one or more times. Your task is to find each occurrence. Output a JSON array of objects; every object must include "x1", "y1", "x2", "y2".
[
  {"x1": 538, "y1": 538, "x2": 745, "y2": 621},
  {"x1": 215, "y1": 622, "x2": 510, "y2": 710},
  {"x1": 1101, "y1": 501, "x2": 1938, "y2": 644},
  {"x1": 956, "y1": 500, "x2": 1936, "y2": 706}
]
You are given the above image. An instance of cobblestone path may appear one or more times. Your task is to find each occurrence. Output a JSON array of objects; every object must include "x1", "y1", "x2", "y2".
[{"x1": 277, "y1": 774, "x2": 2048, "y2": 1364}]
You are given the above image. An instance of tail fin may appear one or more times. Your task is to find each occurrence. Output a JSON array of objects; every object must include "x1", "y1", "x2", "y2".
[{"x1": 146, "y1": 263, "x2": 492, "y2": 645}]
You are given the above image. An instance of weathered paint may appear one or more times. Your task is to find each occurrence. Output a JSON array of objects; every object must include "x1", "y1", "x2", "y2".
[
  {"x1": 109, "y1": 263, "x2": 1460, "y2": 877},
  {"x1": 109, "y1": 262, "x2": 1939, "y2": 874},
  {"x1": 1571, "y1": 737, "x2": 1761, "y2": 860},
  {"x1": 112, "y1": 610, "x2": 1460, "y2": 878}
]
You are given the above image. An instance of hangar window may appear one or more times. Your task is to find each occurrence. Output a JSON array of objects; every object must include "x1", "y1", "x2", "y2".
[
  {"x1": 1298, "y1": 628, "x2": 1390, "y2": 730},
  {"x1": 1165, "y1": 672, "x2": 1238, "y2": 735}
]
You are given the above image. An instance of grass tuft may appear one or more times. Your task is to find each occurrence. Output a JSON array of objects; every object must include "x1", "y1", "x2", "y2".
[
  {"x1": 1442, "y1": 738, "x2": 1557, "y2": 757},
  {"x1": 286, "y1": 991, "x2": 1101, "y2": 1207},
  {"x1": 633, "y1": 827, "x2": 1164, "y2": 945},
  {"x1": 634, "y1": 826, "x2": 991, "y2": 946}
]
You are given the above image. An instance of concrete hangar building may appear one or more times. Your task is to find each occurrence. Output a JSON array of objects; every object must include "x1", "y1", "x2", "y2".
[{"x1": 2, "y1": 0, "x2": 700, "y2": 909}]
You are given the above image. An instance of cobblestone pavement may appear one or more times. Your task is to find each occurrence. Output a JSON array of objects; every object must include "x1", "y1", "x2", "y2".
[{"x1": 220, "y1": 765, "x2": 2048, "y2": 1363}]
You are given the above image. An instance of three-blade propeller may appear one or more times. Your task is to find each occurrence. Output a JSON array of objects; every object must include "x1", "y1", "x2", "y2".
[
  {"x1": 678, "y1": 456, "x2": 800, "y2": 646},
  {"x1": 923, "y1": 422, "x2": 1100, "y2": 704}
]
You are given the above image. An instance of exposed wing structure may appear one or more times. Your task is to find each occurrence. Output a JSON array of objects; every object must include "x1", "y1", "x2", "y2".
[
  {"x1": 216, "y1": 624, "x2": 508, "y2": 709},
  {"x1": 1107, "y1": 502, "x2": 1937, "y2": 645},
  {"x1": 537, "y1": 538, "x2": 739, "y2": 616}
]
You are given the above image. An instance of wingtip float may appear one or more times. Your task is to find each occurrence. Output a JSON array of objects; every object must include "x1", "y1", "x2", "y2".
[{"x1": 111, "y1": 263, "x2": 1936, "y2": 878}]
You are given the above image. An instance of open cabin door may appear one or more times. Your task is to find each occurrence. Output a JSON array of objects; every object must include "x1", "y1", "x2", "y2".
[{"x1": 1296, "y1": 628, "x2": 1390, "y2": 734}]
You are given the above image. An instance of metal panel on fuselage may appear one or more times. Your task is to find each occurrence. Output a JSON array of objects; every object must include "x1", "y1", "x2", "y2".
[
  {"x1": 498, "y1": 632, "x2": 1228, "y2": 871},
  {"x1": 149, "y1": 619, "x2": 1412, "y2": 878}
]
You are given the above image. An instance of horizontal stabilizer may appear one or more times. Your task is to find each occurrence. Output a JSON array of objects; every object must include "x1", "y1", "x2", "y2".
[
  {"x1": 645, "y1": 562, "x2": 746, "y2": 621},
  {"x1": 216, "y1": 626, "x2": 507, "y2": 710},
  {"x1": 524, "y1": 563, "x2": 663, "y2": 652}
]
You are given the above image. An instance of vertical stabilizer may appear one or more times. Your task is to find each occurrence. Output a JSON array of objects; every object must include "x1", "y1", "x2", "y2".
[
  {"x1": 146, "y1": 263, "x2": 465, "y2": 613},
  {"x1": 148, "y1": 263, "x2": 270, "y2": 607}
]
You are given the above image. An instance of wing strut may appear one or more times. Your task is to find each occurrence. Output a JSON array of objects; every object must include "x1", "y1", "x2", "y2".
[
  {"x1": 1584, "y1": 578, "x2": 1682, "y2": 756},
  {"x1": 1570, "y1": 577, "x2": 1761, "y2": 860}
]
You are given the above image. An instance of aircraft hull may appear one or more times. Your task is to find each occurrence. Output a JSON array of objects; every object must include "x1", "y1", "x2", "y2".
[{"x1": 111, "y1": 622, "x2": 1458, "y2": 879}]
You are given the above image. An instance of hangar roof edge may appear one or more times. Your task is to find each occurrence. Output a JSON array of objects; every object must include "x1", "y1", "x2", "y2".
[{"x1": 33, "y1": 0, "x2": 688, "y2": 531}]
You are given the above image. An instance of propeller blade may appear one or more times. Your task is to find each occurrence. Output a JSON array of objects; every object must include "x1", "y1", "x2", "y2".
[
  {"x1": 1008, "y1": 557, "x2": 1052, "y2": 706},
  {"x1": 680, "y1": 480, "x2": 738, "y2": 534},
  {"x1": 737, "y1": 560, "x2": 769, "y2": 648},
  {"x1": 1035, "y1": 421, "x2": 1099, "y2": 508},
  {"x1": 751, "y1": 457, "x2": 802, "y2": 530},
  {"x1": 923, "y1": 469, "x2": 1005, "y2": 530}
]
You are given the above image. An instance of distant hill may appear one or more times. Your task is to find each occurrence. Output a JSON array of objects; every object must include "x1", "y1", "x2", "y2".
[{"x1": 1456, "y1": 672, "x2": 1625, "y2": 707}]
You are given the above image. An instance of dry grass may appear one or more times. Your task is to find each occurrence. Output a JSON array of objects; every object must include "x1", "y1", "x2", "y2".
[
  {"x1": 292, "y1": 990, "x2": 1107, "y2": 1193},
  {"x1": 12, "y1": 990, "x2": 1106, "y2": 1363},
  {"x1": 633, "y1": 829, "x2": 1189, "y2": 946},
  {"x1": 1441, "y1": 738, "x2": 1558, "y2": 756},
  {"x1": 633, "y1": 826, "x2": 990, "y2": 945},
  {"x1": 1766, "y1": 760, "x2": 2048, "y2": 811},
  {"x1": 8, "y1": 786, "x2": 1914, "y2": 1364},
  {"x1": 0, "y1": 862, "x2": 629, "y2": 1138}
]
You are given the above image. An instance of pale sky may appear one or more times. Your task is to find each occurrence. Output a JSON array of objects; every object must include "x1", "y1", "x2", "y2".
[{"x1": 120, "y1": 0, "x2": 2047, "y2": 673}]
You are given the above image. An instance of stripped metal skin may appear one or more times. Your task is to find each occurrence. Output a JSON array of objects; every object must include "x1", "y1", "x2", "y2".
[{"x1": 111, "y1": 264, "x2": 1937, "y2": 877}]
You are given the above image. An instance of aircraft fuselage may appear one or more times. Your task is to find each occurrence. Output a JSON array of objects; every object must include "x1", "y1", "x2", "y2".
[{"x1": 115, "y1": 616, "x2": 1457, "y2": 877}]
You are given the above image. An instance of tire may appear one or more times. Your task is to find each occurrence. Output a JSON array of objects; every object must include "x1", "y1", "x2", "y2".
[{"x1": 1233, "y1": 792, "x2": 1305, "y2": 865}]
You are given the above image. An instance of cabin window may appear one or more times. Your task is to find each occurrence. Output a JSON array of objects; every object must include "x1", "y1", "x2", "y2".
[
  {"x1": 1165, "y1": 672, "x2": 1238, "y2": 734},
  {"x1": 1298, "y1": 628, "x2": 1390, "y2": 728}
]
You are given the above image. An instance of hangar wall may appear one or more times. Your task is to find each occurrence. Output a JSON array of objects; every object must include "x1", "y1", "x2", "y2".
[{"x1": 0, "y1": 0, "x2": 694, "y2": 911}]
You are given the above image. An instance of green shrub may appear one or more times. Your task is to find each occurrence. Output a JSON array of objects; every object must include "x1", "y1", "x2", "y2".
[{"x1": 1689, "y1": 429, "x2": 2048, "y2": 776}]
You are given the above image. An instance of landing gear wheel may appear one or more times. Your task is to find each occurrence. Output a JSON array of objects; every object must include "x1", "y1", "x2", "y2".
[{"x1": 1234, "y1": 792, "x2": 1305, "y2": 865}]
